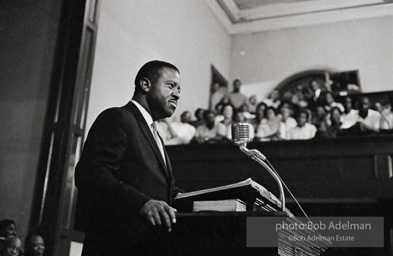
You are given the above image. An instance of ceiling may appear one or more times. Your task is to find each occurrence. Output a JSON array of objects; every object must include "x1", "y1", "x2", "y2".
[{"x1": 206, "y1": 0, "x2": 393, "y2": 34}]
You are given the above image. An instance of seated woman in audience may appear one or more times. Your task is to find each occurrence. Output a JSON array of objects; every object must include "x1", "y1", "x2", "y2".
[
  {"x1": 326, "y1": 106, "x2": 343, "y2": 138},
  {"x1": 279, "y1": 105, "x2": 297, "y2": 139},
  {"x1": 287, "y1": 109, "x2": 317, "y2": 140},
  {"x1": 312, "y1": 105, "x2": 330, "y2": 138},
  {"x1": 24, "y1": 234, "x2": 45, "y2": 256},
  {"x1": 219, "y1": 103, "x2": 235, "y2": 140},
  {"x1": 193, "y1": 110, "x2": 226, "y2": 144},
  {"x1": 233, "y1": 110, "x2": 255, "y2": 141},
  {"x1": 1, "y1": 236, "x2": 23, "y2": 256},
  {"x1": 250, "y1": 102, "x2": 268, "y2": 132},
  {"x1": 255, "y1": 106, "x2": 282, "y2": 141}
]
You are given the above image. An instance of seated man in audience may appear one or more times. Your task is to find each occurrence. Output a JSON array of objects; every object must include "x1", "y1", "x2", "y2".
[
  {"x1": 287, "y1": 109, "x2": 317, "y2": 140},
  {"x1": 228, "y1": 79, "x2": 248, "y2": 110},
  {"x1": 355, "y1": 96, "x2": 381, "y2": 134},
  {"x1": 263, "y1": 89, "x2": 281, "y2": 109},
  {"x1": 193, "y1": 110, "x2": 226, "y2": 143},
  {"x1": 165, "y1": 111, "x2": 196, "y2": 145},
  {"x1": 190, "y1": 108, "x2": 205, "y2": 128},
  {"x1": 247, "y1": 95, "x2": 258, "y2": 114},
  {"x1": 341, "y1": 96, "x2": 359, "y2": 129},
  {"x1": 326, "y1": 106, "x2": 343, "y2": 138}
]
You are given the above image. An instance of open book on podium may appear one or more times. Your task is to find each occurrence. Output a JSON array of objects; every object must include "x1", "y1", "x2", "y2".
[{"x1": 174, "y1": 178, "x2": 293, "y2": 216}]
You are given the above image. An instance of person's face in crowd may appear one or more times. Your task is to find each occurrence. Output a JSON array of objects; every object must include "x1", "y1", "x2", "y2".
[
  {"x1": 325, "y1": 93, "x2": 334, "y2": 105},
  {"x1": 147, "y1": 67, "x2": 181, "y2": 120},
  {"x1": 249, "y1": 95, "x2": 257, "y2": 105},
  {"x1": 331, "y1": 109, "x2": 341, "y2": 124},
  {"x1": 266, "y1": 108, "x2": 276, "y2": 119},
  {"x1": 27, "y1": 235, "x2": 45, "y2": 256},
  {"x1": 181, "y1": 111, "x2": 192, "y2": 123},
  {"x1": 256, "y1": 105, "x2": 266, "y2": 120},
  {"x1": 280, "y1": 107, "x2": 291, "y2": 120},
  {"x1": 196, "y1": 109, "x2": 204, "y2": 120},
  {"x1": 5, "y1": 224, "x2": 17, "y2": 237},
  {"x1": 297, "y1": 113, "x2": 308, "y2": 127},
  {"x1": 233, "y1": 80, "x2": 241, "y2": 92},
  {"x1": 223, "y1": 105, "x2": 233, "y2": 119},
  {"x1": 345, "y1": 97, "x2": 352, "y2": 112},
  {"x1": 283, "y1": 91, "x2": 293, "y2": 101},
  {"x1": 311, "y1": 80, "x2": 320, "y2": 91},
  {"x1": 205, "y1": 113, "x2": 215, "y2": 129},
  {"x1": 316, "y1": 106, "x2": 326, "y2": 118},
  {"x1": 359, "y1": 98, "x2": 370, "y2": 115},
  {"x1": 4, "y1": 237, "x2": 22, "y2": 256}
]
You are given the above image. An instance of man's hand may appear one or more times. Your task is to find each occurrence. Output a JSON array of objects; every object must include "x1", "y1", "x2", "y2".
[{"x1": 140, "y1": 199, "x2": 177, "y2": 232}]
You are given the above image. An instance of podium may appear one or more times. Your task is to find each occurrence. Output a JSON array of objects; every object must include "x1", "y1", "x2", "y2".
[{"x1": 154, "y1": 179, "x2": 329, "y2": 256}]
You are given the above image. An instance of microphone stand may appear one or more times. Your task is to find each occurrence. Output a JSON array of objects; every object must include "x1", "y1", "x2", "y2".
[{"x1": 238, "y1": 145, "x2": 286, "y2": 212}]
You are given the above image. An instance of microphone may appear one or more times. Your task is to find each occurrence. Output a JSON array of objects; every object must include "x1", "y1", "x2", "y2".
[{"x1": 231, "y1": 122, "x2": 251, "y2": 147}]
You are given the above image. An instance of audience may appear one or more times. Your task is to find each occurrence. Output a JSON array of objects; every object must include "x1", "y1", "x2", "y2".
[
  {"x1": 153, "y1": 85, "x2": 392, "y2": 144},
  {"x1": 228, "y1": 79, "x2": 248, "y2": 110}
]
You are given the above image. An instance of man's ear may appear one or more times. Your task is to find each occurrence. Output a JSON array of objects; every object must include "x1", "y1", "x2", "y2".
[{"x1": 139, "y1": 77, "x2": 151, "y2": 93}]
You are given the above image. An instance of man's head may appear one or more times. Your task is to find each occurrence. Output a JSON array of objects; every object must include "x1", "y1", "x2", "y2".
[
  {"x1": 344, "y1": 96, "x2": 353, "y2": 113},
  {"x1": 203, "y1": 110, "x2": 216, "y2": 129},
  {"x1": 359, "y1": 97, "x2": 370, "y2": 117},
  {"x1": 180, "y1": 111, "x2": 192, "y2": 124},
  {"x1": 233, "y1": 79, "x2": 241, "y2": 92},
  {"x1": 0, "y1": 220, "x2": 16, "y2": 238},
  {"x1": 25, "y1": 234, "x2": 45, "y2": 256},
  {"x1": 133, "y1": 60, "x2": 181, "y2": 121}
]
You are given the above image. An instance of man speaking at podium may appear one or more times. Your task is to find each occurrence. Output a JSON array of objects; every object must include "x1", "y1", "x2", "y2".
[{"x1": 75, "y1": 60, "x2": 182, "y2": 256}]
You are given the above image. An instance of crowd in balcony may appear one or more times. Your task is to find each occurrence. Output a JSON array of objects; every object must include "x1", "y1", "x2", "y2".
[{"x1": 156, "y1": 79, "x2": 393, "y2": 145}]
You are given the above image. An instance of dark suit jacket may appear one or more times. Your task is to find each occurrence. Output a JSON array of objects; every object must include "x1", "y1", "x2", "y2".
[{"x1": 75, "y1": 101, "x2": 181, "y2": 256}]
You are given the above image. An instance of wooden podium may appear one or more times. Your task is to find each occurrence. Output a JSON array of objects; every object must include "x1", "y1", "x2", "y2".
[
  {"x1": 160, "y1": 212, "x2": 285, "y2": 256},
  {"x1": 149, "y1": 179, "x2": 328, "y2": 256}
]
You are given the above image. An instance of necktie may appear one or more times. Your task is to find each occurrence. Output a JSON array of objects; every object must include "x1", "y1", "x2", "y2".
[{"x1": 151, "y1": 122, "x2": 166, "y2": 166}]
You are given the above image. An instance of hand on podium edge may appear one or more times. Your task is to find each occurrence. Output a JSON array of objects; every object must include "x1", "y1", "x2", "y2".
[{"x1": 140, "y1": 199, "x2": 177, "y2": 232}]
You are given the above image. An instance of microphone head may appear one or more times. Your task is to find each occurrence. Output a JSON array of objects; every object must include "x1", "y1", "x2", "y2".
[{"x1": 231, "y1": 122, "x2": 250, "y2": 146}]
